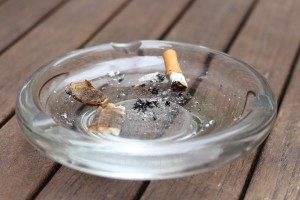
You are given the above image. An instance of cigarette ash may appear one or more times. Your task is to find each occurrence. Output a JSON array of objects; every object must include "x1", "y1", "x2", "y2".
[
  {"x1": 156, "y1": 73, "x2": 165, "y2": 82},
  {"x1": 148, "y1": 87, "x2": 159, "y2": 95},
  {"x1": 165, "y1": 100, "x2": 171, "y2": 106},
  {"x1": 133, "y1": 98, "x2": 159, "y2": 112},
  {"x1": 120, "y1": 98, "x2": 188, "y2": 139},
  {"x1": 176, "y1": 92, "x2": 192, "y2": 105},
  {"x1": 107, "y1": 70, "x2": 125, "y2": 84}
]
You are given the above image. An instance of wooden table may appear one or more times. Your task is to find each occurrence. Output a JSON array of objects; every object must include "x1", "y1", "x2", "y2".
[{"x1": 0, "y1": 0, "x2": 299, "y2": 199}]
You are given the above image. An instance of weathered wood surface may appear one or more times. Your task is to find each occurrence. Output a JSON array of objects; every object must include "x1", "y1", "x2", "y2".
[
  {"x1": 245, "y1": 55, "x2": 300, "y2": 200},
  {"x1": 142, "y1": 0, "x2": 300, "y2": 199},
  {"x1": 0, "y1": 0, "x2": 65, "y2": 53},
  {"x1": 0, "y1": 0, "x2": 193, "y2": 199},
  {"x1": 36, "y1": 0, "x2": 255, "y2": 199},
  {"x1": 37, "y1": 168, "x2": 143, "y2": 200},
  {"x1": 0, "y1": 0, "x2": 127, "y2": 123},
  {"x1": 0, "y1": 0, "x2": 299, "y2": 199},
  {"x1": 0, "y1": 0, "x2": 128, "y2": 199},
  {"x1": 0, "y1": 117, "x2": 55, "y2": 199},
  {"x1": 86, "y1": 0, "x2": 193, "y2": 44}
]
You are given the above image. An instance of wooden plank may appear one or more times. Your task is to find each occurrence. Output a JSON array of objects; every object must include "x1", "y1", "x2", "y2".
[
  {"x1": 165, "y1": 0, "x2": 253, "y2": 49},
  {"x1": 35, "y1": 0, "x2": 255, "y2": 199},
  {"x1": 0, "y1": 0, "x2": 192, "y2": 199},
  {"x1": 244, "y1": 55, "x2": 300, "y2": 200},
  {"x1": 230, "y1": 0, "x2": 300, "y2": 98},
  {"x1": 0, "y1": 0, "x2": 65, "y2": 53},
  {"x1": 88, "y1": 0, "x2": 253, "y2": 49},
  {"x1": 141, "y1": 0, "x2": 300, "y2": 199},
  {"x1": 0, "y1": 0, "x2": 128, "y2": 199},
  {"x1": 86, "y1": 0, "x2": 191, "y2": 44},
  {"x1": 34, "y1": 0, "x2": 193, "y2": 199},
  {"x1": 36, "y1": 168, "x2": 143, "y2": 200},
  {"x1": 0, "y1": 0, "x2": 127, "y2": 123},
  {"x1": 0, "y1": 117, "x2": 55, "y2": 199}
]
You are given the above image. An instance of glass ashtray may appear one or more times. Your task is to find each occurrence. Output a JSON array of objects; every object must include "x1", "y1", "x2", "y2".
[{"x1": 16, "y1": 40, "x2": 277, "y2": 180}]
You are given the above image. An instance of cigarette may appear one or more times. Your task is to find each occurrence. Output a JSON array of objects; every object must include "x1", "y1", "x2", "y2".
[
  {"x1": 163, "y1": 49, "x2": 188, "y2": 91},
  {"x1": 89, "y1": 103, "x2": 125, "y2": 136},
  {"x1": 66, "y1": 80, "x2": 108, "y2": 106}
]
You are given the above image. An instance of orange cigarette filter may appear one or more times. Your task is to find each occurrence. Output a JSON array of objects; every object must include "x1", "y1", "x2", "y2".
[{"x1": 163, "y1": 49, "x2": 182, "y2": 77}]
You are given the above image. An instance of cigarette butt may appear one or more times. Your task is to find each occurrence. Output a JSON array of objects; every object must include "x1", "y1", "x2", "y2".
[
  {"x1": 66, "y1": 80, "x2": 108, "y2": 106},
  {"x1": 163, "y1": 49, "x2": 182, "y2": 76},
  {"x1": 163, "y1": 49, "x2": 188, "y2": 91},
  {"x1": 89, "y1": 103, "x2": 125, "y2": 136}
]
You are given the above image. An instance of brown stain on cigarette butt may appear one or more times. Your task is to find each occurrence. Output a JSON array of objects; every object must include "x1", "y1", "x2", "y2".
[
  {"x1": 66, "y1": 80, "x2": 125, "y2": 135},
  {"x1": 66, "y1": 80, "x2": 108, "y2": 106}
]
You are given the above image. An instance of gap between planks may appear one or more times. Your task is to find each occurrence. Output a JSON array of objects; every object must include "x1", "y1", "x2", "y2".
[
  {"x1": 28, "y1": 1, "x2": 134, "y2": 198},
  {"x1": 0, "y1": 0, "x2": 69, "y2": 56},
  {"x1": 0, "y1": 0, "x2": 133, "y2": 199},
  {"x1": 78, "y1": 0, "x2": 133, "y2": 49},
  {"x1": 238, "y1": 44, "x2": 300, "y2": 200},
  {"x1": 0, "y1": 0, "x2": 131, "y2": 127},
  {"x1": 30, "y1": 0, "x2": 195, "y2": 198},
  {"x1": 0, "y1": 0, "x2": 268, "y2": 198},
  {"x1": 134, "y1": 0, "x2": 259, "y2": 200},
  {"x1": 0, "y1": 0, "x2": 68, "y2": 127},
  {"x1": 33, "y1": 0, "x2": 253, "y2": 198},
  {"x1": 141, "y1": 2, "x2": 298, "y2": 198},
  {"x1": 158, "y1": 0, "x2": 197, "y2": 39},
  {"x1": 131, "y1": 0, "x2": 199, "y2": 198}
]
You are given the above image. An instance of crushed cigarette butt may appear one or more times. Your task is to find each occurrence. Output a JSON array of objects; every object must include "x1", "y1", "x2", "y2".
[
  {"x1": 66, "y1": 80, "x2": 108, "y2": 106},
  {"x1": 89, "y1": 103, "x2": 125, "y2": 136},
  {"x1": 163, "y1": 49, "x2": 188, "y2": 91}
]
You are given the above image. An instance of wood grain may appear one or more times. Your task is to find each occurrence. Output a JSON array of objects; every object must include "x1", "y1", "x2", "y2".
[
  {"x1": 244, "y1": 56, "x2": 300, "y2": 200},
  {"x1": 0, "y1": 0, "x2": 126, "y2": 123},
  {"x1": 0, "y1": 117, "x2": 55, "y2": 199},
  {"x1": 0, "y1": 0, "x2": 128, "y2": 199},
  {"x1": 35, "y1": 0, "x2": 255, "y2": 199},
  {"x1": 0, "y1": 0, "x2": 192, "y2": 199},
  {"x1": 0, "y1": 0, "x2": 65, "y2": 52},
  {"x1": 36, "y1": 168, "x2": 143, "y2": 200},
  {"x1": 230, "y1": 0, "x2": 300, "y2": 98},
  {"x1": 86, "y1": 0, "x2": 192, "y2": 45},
  {"x1": 142, "y1": 0, "x2": 300, "y2": 199},
  {"x1": 165, "y1": 0, "x2": 253, "y2": 49},
  {"x1": 35, "y1": 0, "x2": 194, "y2": 198}
]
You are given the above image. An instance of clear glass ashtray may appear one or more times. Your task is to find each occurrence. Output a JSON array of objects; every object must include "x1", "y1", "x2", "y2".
[{"x1": 16, "y1": 40, "x2": 277, "y2": 180}]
